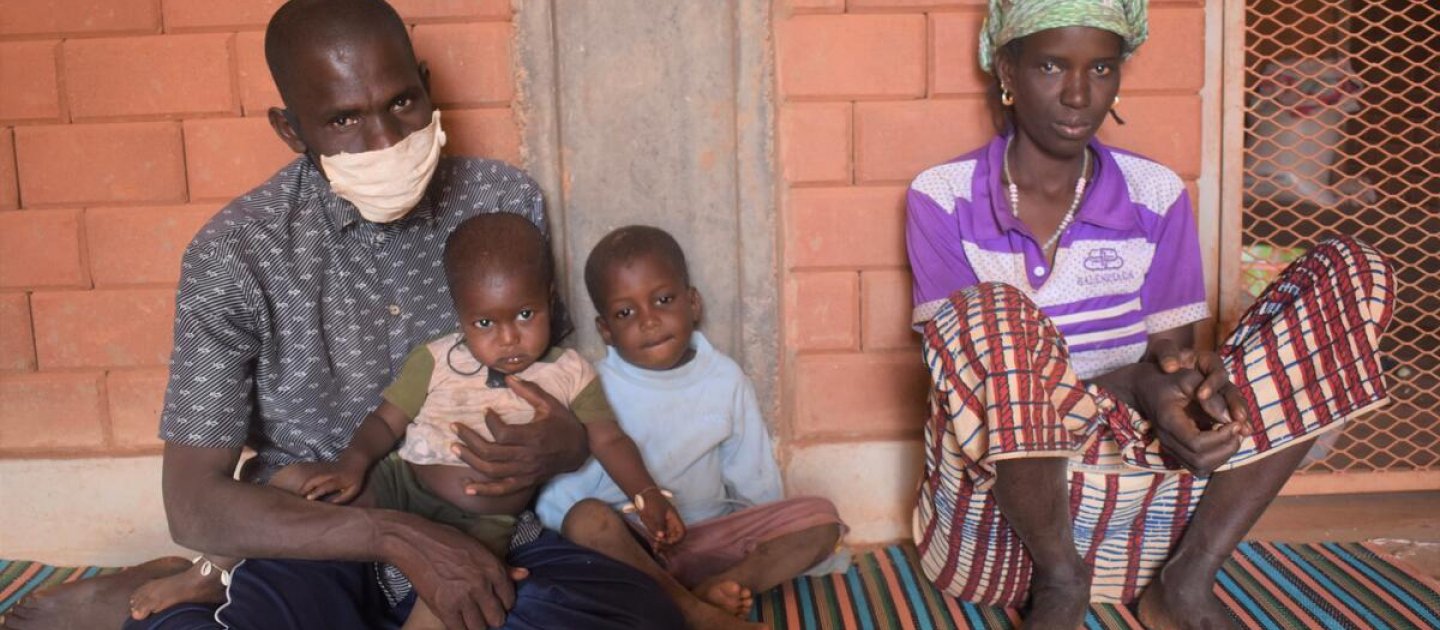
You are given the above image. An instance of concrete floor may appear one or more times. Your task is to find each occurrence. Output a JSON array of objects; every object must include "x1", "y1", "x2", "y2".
[{"x1": 1250, "y1": 490, "x2": 1440, "y2": 580}]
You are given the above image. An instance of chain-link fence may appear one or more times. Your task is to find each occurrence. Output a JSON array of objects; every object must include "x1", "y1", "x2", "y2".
[{"x1": 1241, "y1": 0, "x2": 1438, "y2": 477}]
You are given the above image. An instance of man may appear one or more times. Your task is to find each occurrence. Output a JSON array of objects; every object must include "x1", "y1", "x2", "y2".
[{"x1": 4, "y1": 1, "x2": 682, "y2": 629}]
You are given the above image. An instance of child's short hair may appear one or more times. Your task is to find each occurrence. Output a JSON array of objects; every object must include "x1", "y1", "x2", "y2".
[
  {"x1": 584, "y1": 225, "x2": 690, "y2": 308},
  {"x1": 444, "y1": 212, "x2": 553, "y2": 292}
]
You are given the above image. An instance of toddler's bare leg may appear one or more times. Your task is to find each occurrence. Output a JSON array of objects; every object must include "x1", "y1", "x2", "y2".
[
  {"x1": 562, "y1": 499, "x2": 763, "y2": 630},
  {"x1": 691, "y1": 523, "x2": 841, "y2": 617}
]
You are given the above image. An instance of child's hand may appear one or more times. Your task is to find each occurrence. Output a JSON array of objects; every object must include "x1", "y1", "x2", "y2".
[
  {"x1": 290, "y1": 461, "x2": 367, "y2": 504},
  {"x1": 637, "y1": 491, "x2": 686, "y2": 550}
]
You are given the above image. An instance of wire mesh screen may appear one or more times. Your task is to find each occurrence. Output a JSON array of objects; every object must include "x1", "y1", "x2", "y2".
[{"x1": 1241, "y1": 0, "x2": 1438, "y2": 476}]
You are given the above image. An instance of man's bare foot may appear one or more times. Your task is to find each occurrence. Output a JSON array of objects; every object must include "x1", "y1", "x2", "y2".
[
  {"x1": 1136, "y1": 564, "x2": 1237, "y2": 630},
  {"x1": 1, "y1": 556, "x2": 191, "y2": 630},
  {"x1": 677, "y1": 596, "x2": 764, "y2": 630},
  {"x1": 692, "y1": 577, "x2": 754, "y2": 618},
  {"x1": 1021, "y1": 563, "x2": 1090, "y2": 629},
  {"x1": 128, "y1": 560, "x2": 228, "y2": 620}
]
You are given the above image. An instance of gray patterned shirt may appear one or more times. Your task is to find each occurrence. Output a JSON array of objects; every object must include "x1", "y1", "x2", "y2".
[{"x1": 160, "y1": 156, "x2": 545, "y2": 481}]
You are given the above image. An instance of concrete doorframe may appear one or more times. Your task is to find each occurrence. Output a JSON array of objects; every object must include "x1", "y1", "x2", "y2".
[{"x1": 515, "y1": 0, "x2": 780, "y2": 416}]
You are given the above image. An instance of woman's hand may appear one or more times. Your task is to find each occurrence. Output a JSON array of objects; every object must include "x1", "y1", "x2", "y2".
[{"x1": 1131, "y1": 364, "x2": 1253, "y2": 476}]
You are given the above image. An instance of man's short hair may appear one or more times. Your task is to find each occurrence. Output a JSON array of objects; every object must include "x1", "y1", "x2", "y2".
[
  {"x1": 264, "y1": 0, "x2": 416, "y2": 106},
  {"x1": 584, "y1": 225, "x2": 690, "y2": 309}
]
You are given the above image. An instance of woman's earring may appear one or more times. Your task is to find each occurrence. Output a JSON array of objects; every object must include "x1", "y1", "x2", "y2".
[
  {"x1": 1000, "y1": 87, "x2": 1015, "y2": 107},
  {"x1": 1108, "y1": 94, "x2": 1127, "y2": 125},
  {"x1": 1112, "y1": 95, "x2": 1121, "y2": 107}
]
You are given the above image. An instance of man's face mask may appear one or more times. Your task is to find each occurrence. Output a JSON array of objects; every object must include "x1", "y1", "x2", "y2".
[{"x1": 319, "y1": 109, "x2": 447, "y2": 224}]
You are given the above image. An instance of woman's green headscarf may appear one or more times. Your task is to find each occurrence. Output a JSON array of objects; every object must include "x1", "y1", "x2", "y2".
[{"x1": 978, "y1": 0, "x2": 1149, "y2": 73}]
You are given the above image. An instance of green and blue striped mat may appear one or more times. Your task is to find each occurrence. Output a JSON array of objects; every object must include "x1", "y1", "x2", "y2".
[
  {"x1": 4, "y1": 541, "x2": 1437, "y2": 629},
  {"x1": 749, "y1": 542, "x2": 1440, "y2": 629}
]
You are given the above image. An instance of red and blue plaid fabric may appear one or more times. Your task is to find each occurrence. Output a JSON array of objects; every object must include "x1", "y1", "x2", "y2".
[{"x1": 914, "y1": 237, "x2": 1394, "y2": 605}]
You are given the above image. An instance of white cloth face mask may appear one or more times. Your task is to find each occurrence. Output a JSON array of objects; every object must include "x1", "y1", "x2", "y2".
[{"x1": 320, "y1": 109, "x2": 447, "y2": 224}]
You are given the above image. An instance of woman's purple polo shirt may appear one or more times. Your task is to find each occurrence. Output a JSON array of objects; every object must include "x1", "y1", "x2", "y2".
[{"x1": 906, "y1": 135, "x2": 1209, "y2": 380}]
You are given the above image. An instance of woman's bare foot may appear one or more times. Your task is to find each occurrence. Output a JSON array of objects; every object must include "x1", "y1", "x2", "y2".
[
  {"x1": 1136, "y1": 563, "x2": 1237, "y2": 630},
  {"x1": 692, "y1": 577, "x2": 754, "y2": 618},
  {"x1": 1, "y1": 557, "x2": 192, "y2": 629},
  {"x1": 128, "y1": 560, "x2": 229, "y2": 620},
  {"x1": 1021, "y1": 563, "x2": 1090, "y2": 629}
]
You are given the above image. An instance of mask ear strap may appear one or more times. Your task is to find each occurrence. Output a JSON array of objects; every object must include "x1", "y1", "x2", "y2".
[{"x1": 447, "y1": 336, "x2": 484, "y2": 377}]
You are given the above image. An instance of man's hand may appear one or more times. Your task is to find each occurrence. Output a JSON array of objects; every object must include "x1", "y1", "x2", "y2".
[
  {"x1": 1131, "y1": 364, "x2": 1253, "y2": 476},
  {"x1": 383, "y1": 514, "x2": 529, "y2": 629},
  {"x1": 451, "y1": 375, "x2": 589, "y2": 497}
]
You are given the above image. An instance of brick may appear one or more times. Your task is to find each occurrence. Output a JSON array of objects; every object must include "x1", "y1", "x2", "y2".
[
  {"x1": 413, "y1": 23, "x2": 514, "y2": 107},
  {"x1": 236, "y1": 31, "x2": 282, "y2": 115},
  {"x1": 855, "y1": 98, "x2": 992, "y2": 184},
  {"x1": 0, "y1": 41, "x2": 61, "y2": 122},
  {"x1": 162, "y1": 0, "x2": 283, "y2": 30},
  {"x1": 787, "y1": 271, "x2": 859, "y2": 351},
  {"x1": 1096, "y1": 95, "x2": 1201, "y2": 179},
  {"x1": 32, "y1": 289, "x2": 175, "y2": 369},
  {"x1": 780, "y1": 0, "x2": 845, "y2": 13},
  {"x1": 848, "y1": 0, "x2": 983, "y2": 9},
  {"x1": 0, "y1": 372, "x2": 106, "y2": 451},
  {"x1": 1, "y1": 129, "x2": 16, "y2": 210},
  {"x1": 388, "y1": 0, "x2": 511, "y2": 21},
  {"x1": 442, "y1": 107, "x2": 521, "y2": 167},
  {"x1": 0, "y1": 209, "x2": 87, "y2": 289},
  {"x1": 1123, "y1": 7, "x2": 1205, "y2": 93},
  {"x1": 0, "y1": 294, "x2": 35, "y2": 371},
  {"x1": 14, "y1": 122, "x2": 186, "y2": 206},
  {"x1": 64, "y1": 34, "x2": 236, "y2": 119},
  {"x1": 0, "y1": 0, "x2": 160, "y2": 37},
  {"x1": 777, "y1": 15, "x2": 926, "y2": 99},
  {"x1": 861, "y1": 269, "x2": 919, "y2": 349},
  {"x1": 785, "y1": 186, "x2": 908, "y2": 269},
  {"x1": 86, "y1": 205, "x2": 215, "y2": 286},
  {"x1": 779, "y1": 102, "x2": 851, "y2": 184},
  {"x1": 931, "y1": 11, "x2": 989, "y2": 97},
  {"x1": 107, "y1": 370, "x2": 166, "y2": 449},
  {"x1": 183, "y1": 117, "x2": 299, "y2": 201},
  {"x1": 793, "y1": 351, "x2": 930, "y2": 438}
]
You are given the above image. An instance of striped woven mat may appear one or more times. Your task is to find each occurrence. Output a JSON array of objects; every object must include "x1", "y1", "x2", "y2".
[
  {"x1": 750, "y1": 542, "x2": 1440, "y2": 629},
  {"x1": 4, "y1": 542, "x2": 1437, "y2": 628}
]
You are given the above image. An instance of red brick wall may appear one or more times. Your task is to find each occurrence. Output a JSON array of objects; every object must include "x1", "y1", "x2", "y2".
[
  {"x1": 774, "y1": 0, "x2": 1207, "y2": 447},
  {"x1": 0, "y1": 0, "x2": 518, "y2": 458}
]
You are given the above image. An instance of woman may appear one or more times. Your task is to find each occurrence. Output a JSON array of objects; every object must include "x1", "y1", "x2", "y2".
[{"x1": 906, "y1": 1, "x2": 1394, "y2": 628}]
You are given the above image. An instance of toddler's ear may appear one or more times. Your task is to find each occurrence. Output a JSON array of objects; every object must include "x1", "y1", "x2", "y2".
[
  {"x1": 594, "y1": 315, "x2": 614, "y2": 346},
  {"x1": 689, "y1": 287, "x2": 704, "y2": 325}
]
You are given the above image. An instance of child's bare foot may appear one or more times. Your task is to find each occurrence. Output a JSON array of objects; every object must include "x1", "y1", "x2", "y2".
[
  {"x1": 128, "y1": 560, "x2": 228, "y2": 620},
  {"x1": 1136, "y1": 563, "x2": 1236, "y2": 630},
  {"x1": 1, "y1": 557, "x2": 191, "y2": 630},
  {"x1": 678, "y1": 596, "x2": 764, "y2": 630},
  {"x1": 692, "y1": 577, "x2": 754, "y2": 618},
  {"x1": 1021, "y1": 563, "x2": 1090, "y2": 629}
]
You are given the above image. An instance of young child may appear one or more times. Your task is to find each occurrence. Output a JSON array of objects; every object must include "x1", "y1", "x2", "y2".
[
  {"x1": 536, "y1": 225, "x2": 848, "y2": 625},
  {"x1": 129, "y1": 213, "x2": 683, "y2": 627}
]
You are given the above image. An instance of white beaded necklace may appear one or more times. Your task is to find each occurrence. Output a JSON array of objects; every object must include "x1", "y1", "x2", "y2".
[{"x1": 1003, "y1": 138, "x2": 1090, "y2": 255}]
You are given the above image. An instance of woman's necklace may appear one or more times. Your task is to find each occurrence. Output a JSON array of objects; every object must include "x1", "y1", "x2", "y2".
[{"x1": 1003, "y1": 138, "x2": 1090, "y2": 256}]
